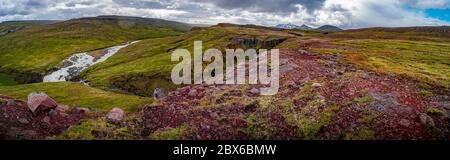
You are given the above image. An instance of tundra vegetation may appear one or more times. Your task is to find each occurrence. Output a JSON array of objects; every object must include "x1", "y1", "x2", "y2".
[{"x1": 0, "y1": 16, "x2": 448, "y2": 140}]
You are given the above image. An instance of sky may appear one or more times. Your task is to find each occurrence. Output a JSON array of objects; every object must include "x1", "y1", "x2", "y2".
[{"x1": 0, "y1": 0, "x2": 449, "y2": 29}]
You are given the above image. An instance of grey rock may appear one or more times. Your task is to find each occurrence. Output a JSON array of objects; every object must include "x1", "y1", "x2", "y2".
[
  {"x1": 18, "y1": 118, "x2": 29, "y2": 124},
  {"x1": 312, "y1": 83, "x2": 322, "y2": 88},
  {"x1": 419, "y1": 113, "x2": 435, "y2": 127},
  {"x1": 188, "y1": 89, "x2": 198, "y2": 97},
  {"x1": 249, "y1": 88, "x2": 259, "y2": 95},
  {"x1": 153, "y1": 88, "x2": 167, "y2": 99},
  {"x1": 49, "y1": 109, "x2": 58, "y2": 117},
  {"x1": 399, "y1": 119, "x2": 411, "y2": 127}
]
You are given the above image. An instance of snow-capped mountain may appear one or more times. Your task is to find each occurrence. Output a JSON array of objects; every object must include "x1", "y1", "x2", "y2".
[
  {"x1": 275, "y1": 23, "x2": 301, "y2": 29},
  {"x1": 299, "y1": 24, "x2": 313, "y2": 30},
  {"x1": 275, "y1": 23, "x2": 343, "y2": 31}
]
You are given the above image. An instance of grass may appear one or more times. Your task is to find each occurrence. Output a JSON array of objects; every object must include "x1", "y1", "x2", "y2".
[
  {"x1": 0, "y1": 16, "x2": 190, "y2": 81},
  {"x1": 0, "y1": 21, "x2": 39, "y2": 36},
  {"x1": 150, "y1": 124, "x2": 190, "y2": 140},
  {"x1": 0, "y1": 73, "x2": 17, "y2": 86},
  {"x1": 297, "y1": 101, "x2": 338, "y2": 140},
  {"x1": 344, "y1": 127, "x2": 375, "y2": 140},
  {"x1": 240, "y1": 114, "x2": 277, "y2": 139},
  {"x1": 305, "y1": 39, "x2": 450, "y2": 88},
  {"x1": 0, "y1": 82, "x2": 152, "y2": 112},
  {"x1": 81, "y1": 25, "x2": 293, "y2": 96},
  {"x1": 52, "y1": 118, "x2": 140, "y2": 140},
  {"x1": 420, "y1": 90, "x2": 434, "y2": 97},
  {"x1": 426, "y1": 108, "x2": 447, "y2": 117}
]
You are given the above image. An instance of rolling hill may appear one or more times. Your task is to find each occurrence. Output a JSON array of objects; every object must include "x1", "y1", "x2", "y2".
[
  {"x1": 80, "y1": 24, "x2": 296, "y2": 96},
  {"x1": 0, "y1": 15, "x2": 448, "y2": 140},
  {"x1": 0, "y1": 15, "x2": 192, "y2": 83},
  {"x1": 0, "y1": 20, "x2": 58, "y2": 36}
]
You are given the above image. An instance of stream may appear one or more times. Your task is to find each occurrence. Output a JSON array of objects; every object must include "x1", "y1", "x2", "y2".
[{"x1": 43, "y1": 41, "x2": 139, "y2": 82}]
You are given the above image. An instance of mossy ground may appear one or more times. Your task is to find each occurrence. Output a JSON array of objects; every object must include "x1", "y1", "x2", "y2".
[
  {"x1": 0, "y1": 82, "x2": 152, "y2": 112},
  {"x1": 299, "y1": 39, "x2": 450, "y2": 89}
]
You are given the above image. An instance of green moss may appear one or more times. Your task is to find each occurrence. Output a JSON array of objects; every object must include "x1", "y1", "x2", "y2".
[
  {"x1": 0, "y1": 82, "x2": 152, "y2": 112},
  {"x1": 423, "y1": 123, "x2": 445, "y2": 139},
  {"x1": 418, "y1": 83, "x2": 432, "y2": 90},
  {"x1": 51, "y1": 119, "x2": 105, "y2": 140},
  {"x1": 257, "y1": 97, "x2": 274, "y2": 109},
  {"x1": 344, "y1": 127, "x2": 375, "y2": 140},
  {"x1": 354, "y1": 95, "x2": 373, "y2": 104},
  {"x1": 297, "y1": 102, "x2": 338, "y2": 140},
  {"x1": 150, "y1": 124, "x2": 189, "y2": 140},
  {"x1": 296, "y1": 83, "x2": 313, "y2": 99},
  {"x1": 362, "y1": 113, "x2": 378, "y2": 125},
  {"x1": 52, "y1": 118, "x2": 141, "y2": 140},
  {"x1": 426, "y1": 108, "x2": 447, "y2": 117},
  {"x1": 420, "y1": 90, "x2": 434, "y2": 97},
  {"x1": 240, "y1": 114, "x2": 277, "y2": 140}
]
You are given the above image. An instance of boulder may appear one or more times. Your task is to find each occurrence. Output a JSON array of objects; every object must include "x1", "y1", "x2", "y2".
[
  {"x1": 107, "y1": 107, "x2": 125, "y2": 123},
  {"x1": 27, "y1": 92, "x2": 58, "y2": 113}
]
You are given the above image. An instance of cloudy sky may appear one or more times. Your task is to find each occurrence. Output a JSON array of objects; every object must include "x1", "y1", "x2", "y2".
[{"x1": 0, "y1": 0, "x2": 449, "y2": 28}]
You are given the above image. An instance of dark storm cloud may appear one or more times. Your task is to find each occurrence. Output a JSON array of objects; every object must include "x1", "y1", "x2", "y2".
[
  {"x1": 0, "y1": 0, "x2": 49, "y2": 16},
  {"x1": 195, "y1": 0, "x2": 326, "y2": 12}
]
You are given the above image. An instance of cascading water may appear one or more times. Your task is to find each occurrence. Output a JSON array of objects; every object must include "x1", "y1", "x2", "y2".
[{"x1": 43, "y1": 41, "x2": 139, "y2": 82}]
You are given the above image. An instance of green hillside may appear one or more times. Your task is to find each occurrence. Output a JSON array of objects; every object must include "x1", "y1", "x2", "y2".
[
  {"x1": 0, "y1": 16, "x2": 191, "y2": 83},
  {"x1": 293, "y1": 27, "x2": 450, "y2": 89},
  {"x1": 0, "y1": 82, "x2": 152, "y2": 112},
  {"x1": 80, "y1": 25, "x2": 295, "y2": 96}
]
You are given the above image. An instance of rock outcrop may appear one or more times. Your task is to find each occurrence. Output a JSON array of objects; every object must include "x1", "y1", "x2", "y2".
[
  {"x1": 228, "y1": 37, "x2": 287, "y2": 49},
  {"x1": 1, "y1": 94, "x2": 87, "y2": 139}
]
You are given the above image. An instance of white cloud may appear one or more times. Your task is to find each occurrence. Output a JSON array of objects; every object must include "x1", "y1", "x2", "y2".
[
  {"x1": 400, "y1": 0, "x2": 450, "y2": 9},
  {"x1": 0, "y1": 0, "x2": 449, "y2": 28}
]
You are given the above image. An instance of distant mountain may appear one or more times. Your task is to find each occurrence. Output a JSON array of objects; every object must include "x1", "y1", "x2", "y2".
[
  {"x1": 0, "y1": 20, "x2": 59, "y2": 36},
  {"x1": 275, "y1": 23, "x2": 342, "y2": 32},
  {"x1": 299, "y1": 24, "x2": 313, "y2": 30},
  {"x1": 317, "y1": 25, "x2": 343, "y2": 32},
  {"x1": 275, "y1": 23, "x2": 301, "y2": 29},
  {"x1": 1, "y1": 20, "x2": 59, "y2": 25}
]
